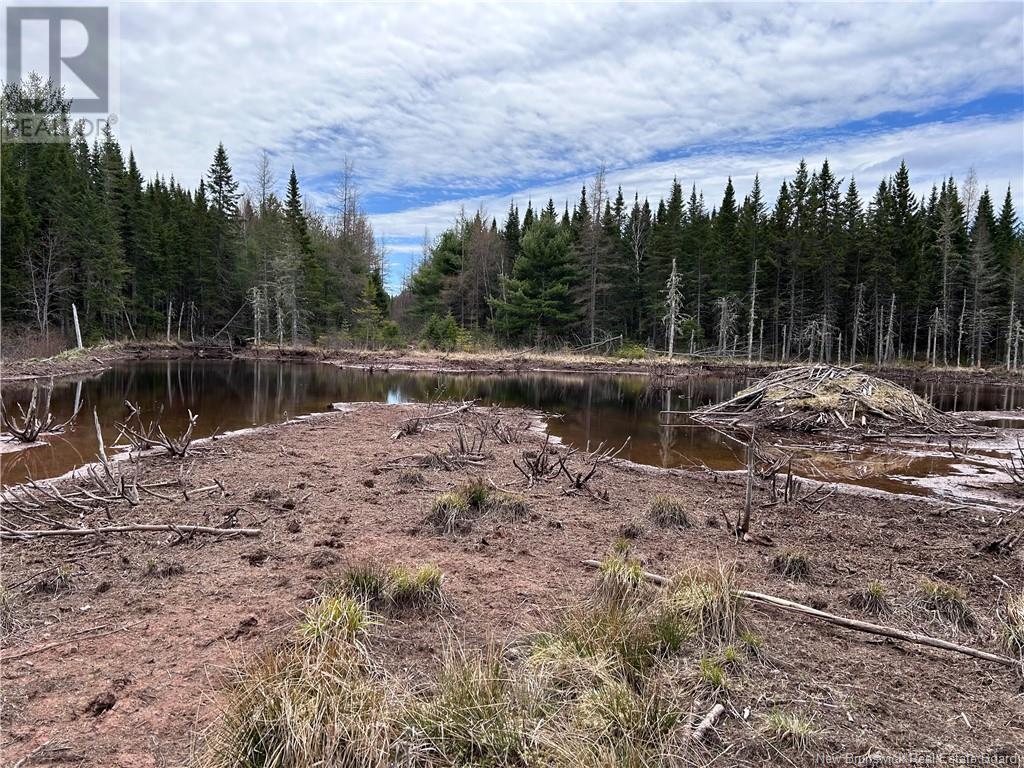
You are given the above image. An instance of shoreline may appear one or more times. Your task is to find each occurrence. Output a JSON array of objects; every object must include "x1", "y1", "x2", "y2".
[{"x1": 4, "y1": 340, "x2": 1024, "y2": 386}]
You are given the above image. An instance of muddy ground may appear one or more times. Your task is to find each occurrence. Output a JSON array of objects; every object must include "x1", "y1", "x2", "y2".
[{"x1": 1, "y1": 403, "x2": 1022, "y2": 766}]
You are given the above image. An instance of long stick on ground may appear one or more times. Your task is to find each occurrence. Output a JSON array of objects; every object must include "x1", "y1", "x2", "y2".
[
  {"x1": 2, "y1": 524, "x2": 260, "y2": 539},
  {"x1": 399, "y1": 401, "x2": 475, "y2": 424},
  {"x1": 580, "y1": 560, "x2": 1017, "y2": 667}
]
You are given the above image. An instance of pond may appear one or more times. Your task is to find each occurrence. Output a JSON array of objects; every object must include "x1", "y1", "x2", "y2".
[{"x1": 2, "y1": 359, "x2": 1022, "y2": 501}]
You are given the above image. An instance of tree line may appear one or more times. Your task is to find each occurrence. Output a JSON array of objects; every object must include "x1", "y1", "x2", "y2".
[
  {"x1": 402, "y1": 162, "x2": 1023, "y2": 366},
  {"x1": 1, "y1": 76, "x2": 390, "y2": 349}
]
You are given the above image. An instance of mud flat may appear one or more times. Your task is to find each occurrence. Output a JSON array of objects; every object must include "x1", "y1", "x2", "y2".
[{"x1": 1, "y1": 403, "x2": 1022, "y2": 766}]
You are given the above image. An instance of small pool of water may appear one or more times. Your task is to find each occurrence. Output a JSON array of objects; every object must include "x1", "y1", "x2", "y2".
[{"x1": 2, "y1": 359, "x2": 1022, "y2": 500}]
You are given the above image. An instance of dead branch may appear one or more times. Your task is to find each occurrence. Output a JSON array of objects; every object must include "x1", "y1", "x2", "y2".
[
  {"x1": 580, "y1": 560, "x2": 1018, "y2": 668},
  {"x1": 115, "y1": 400, "x2": 198, "y2": 457},
  {"x1": 557, "y1": 438, "x2": 629, "y2": 499},
  {"x1": 513, "y1": 434, "x2": 562, "y2": 488},
  {"x1": 1, "y1": 523, "x2": 260, "y2": 540},
  {"x1": 692, "y1": 703, "x2": 726, "y2": 742},
  {"x1": 1, "y1": 387, "x2": 80, "y2": 443}
]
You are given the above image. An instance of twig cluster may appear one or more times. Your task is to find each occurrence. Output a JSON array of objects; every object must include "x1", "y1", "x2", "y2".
[
  {"x1": 115, "y1": 400, "x2": 198, "y2": 457},
  {"x1": 1, "y1": 407, "x2": 236, "y2": 543},
  {"x1": 685, "y1": 364, "x2": 988, "y2": 438},
  {"x1": 1, "y1": 388, "x2": 80, "y2": 443}
]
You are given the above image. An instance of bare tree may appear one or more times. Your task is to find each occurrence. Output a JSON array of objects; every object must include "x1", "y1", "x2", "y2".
[
  {"x1": 936, "y1": 195, "x2": 960, "y2": 365},
  {"x1": 968, "y1": 217, "x2": 998, "y2": 366},
  {"x1": 24, "y1": 224, "x2": 72, "y2": 343},
  {"x1": 583, "y1": 166, "x2": 608, "y2": 344},
  {"x1": 664, "y1": 256, "x2": 685, "y2": 357}
]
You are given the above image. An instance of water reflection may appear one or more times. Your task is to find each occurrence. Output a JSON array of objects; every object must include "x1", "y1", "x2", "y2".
[{"x1": 2, "y1": 360, "x2": 1023, "y2": 494}]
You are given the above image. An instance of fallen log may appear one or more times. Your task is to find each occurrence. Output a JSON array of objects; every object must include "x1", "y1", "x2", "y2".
[
  {"x1": 2, "y1": 523, "x2": 260, "y2": 540},
  {"x1": 580, "y1": 560, "x2": 1018, "y2": 668}
]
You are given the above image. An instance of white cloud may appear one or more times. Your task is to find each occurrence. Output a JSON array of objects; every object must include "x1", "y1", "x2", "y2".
[
  {"x1": 368, "y1": 114, "x2": 1024, "y2": 288},
  {"x1": 105, "y1": 2, "x2": 1023, "y2": 291},
  {"x1": 116, "y1": 2, "x2": 1021, "y2": 189}
]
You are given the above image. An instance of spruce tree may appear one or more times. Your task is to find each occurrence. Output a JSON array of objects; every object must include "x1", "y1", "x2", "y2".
[{"x1": 492, "y1": 215, "x2": 577, "y2": 344}]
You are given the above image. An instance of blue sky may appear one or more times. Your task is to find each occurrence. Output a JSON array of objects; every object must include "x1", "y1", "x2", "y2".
[{"x1": 106, "y1": 1, "x2": 1023, "y2": 292}]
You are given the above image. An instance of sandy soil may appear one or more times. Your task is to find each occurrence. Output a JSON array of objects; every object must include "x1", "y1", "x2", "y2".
[{"x1": 1, "y1": 403, "x2": 1022, "y2": 767}]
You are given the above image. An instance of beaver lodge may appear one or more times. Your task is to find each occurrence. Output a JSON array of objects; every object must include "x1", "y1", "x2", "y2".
[{"x1": 688, "y1": 365, "x2": 990, "y2": 438}]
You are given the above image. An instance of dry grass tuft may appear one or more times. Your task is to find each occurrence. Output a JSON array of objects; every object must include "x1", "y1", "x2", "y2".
[
  {"x1": 916, "y1": 579, "x2": 976, "y2": 633},
  {"x1": 408, "y1": 644, "x2": 536, "y2": 766},
  {"x1": 0, "y1": 587, "x2": 17, "y2": 640},
  {"x1": 647, "y1": 494, "x2": 690, "y2": 528},
  {"x1": 666, "y1": 562, "x2": 743, "y2": 647},
  {"x1": 195, "y1": 637, "x2": 397, "y2": 767},
  {"x1": 299, "y1": 595, "x2": 377, "y2": 645},
  {"x1": 760, "y1": 708, "x2": 819, "y2": 752},
  {"x1": 326, "y1": 562, "x2": 447, "y2": 610},
  {"x1": 425, "y1": 478, "x2": 530, "y2": 534},
  {"x1": 1000, "y1": 591, "x2": 1024, "y2": 661},
  {"x1": 697, "y1": 656, "x2": 728, "y2": 692},
  {"x1": 770, "y1": 549, "x2": 812, "y2": 581},
  {"x1": 595, "y1": 552, "x2": 648, "y2": 606},
  {"x1": 426, "y1": 490, "x2": 474, "y2": 535},
  {"x1": 396, "y1": 468, "x2": 427, "y2": 487},
  {"x1": 850, "y1": 580, "x2": 891, "y2": 617}
]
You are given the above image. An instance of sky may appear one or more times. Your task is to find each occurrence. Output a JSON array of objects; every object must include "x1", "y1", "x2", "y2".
[{"x1": 101, "y1": 2, "x2": 1024, "y2": 290}]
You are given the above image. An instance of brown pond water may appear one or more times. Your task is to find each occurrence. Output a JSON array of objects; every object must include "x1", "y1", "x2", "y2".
[{"x1": 1, "y1": 359, "x2": 1022, "y2": 501}]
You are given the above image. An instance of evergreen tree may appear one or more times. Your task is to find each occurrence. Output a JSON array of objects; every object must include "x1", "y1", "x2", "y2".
[{"x1": 492, "y1": 215, "x2": 577, "y2": 344}]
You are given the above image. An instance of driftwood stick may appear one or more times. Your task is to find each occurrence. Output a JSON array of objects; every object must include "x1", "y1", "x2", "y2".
[
  {"x1": 692, "y1": 703, "x2": 726, "y2": 742},
  {"x1": 580, "y1": 560, "x2": 1017, "y2": 667},
  {"x1": 399, "y1": 401, "x2": 475, "y2": 424},
  {"x1": 2, "y1": 523, "x2": 260, "y2": 539},
  {"x1": 734, "y1": 589, "x2": 1017, "y2": 666},
  {"x1": 1, "y1": 619, "x2": 148, "y2": 663}
]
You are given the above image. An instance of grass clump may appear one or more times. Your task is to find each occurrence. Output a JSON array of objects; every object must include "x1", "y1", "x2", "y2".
[
  {"x1": 850, "y1": 580, "x2": 891, "y2": 617},
  {"x1": 389, "y1": 564, "x2": 445, "y2": 608},
  {"x1": 425, "y1": 478, "x2": 530, "y2": 535},
  {"x1": 33, "y1": 565, "x2": 74, "y2": 595},
  {"x1": 665, "y1": 562, "x2": 743, "y2": 647},
  {"x1": 197, "y1": 640, "x2": 396, "y2": 767},
  {"x1": 299, "y1": 595, "x2": 376, "y2": 645},
  {"x1": 426, "y1": 490, "x2": 473, "y2": 535},
  {"x1": 596, "y1": 552, "x2": 647, "y2": 606},
  {"x1": 1000, "y1": 591, "x2": 1024, "y2": 660},
  {"x1": 0, "y1": 587, "x2": 16, "y2": 640},
  {"x1": 770, "y1": 549, "x2": 812, "y2": 581},
  {"x1": 761, "y1": 708, "x2": 819, "y2": 752},
  {"x1": 490, "y1": 491, "x2": 530, "y2": 522},
  {"x1": 646, "y1": 494, "x2": 690, "y2": 528},
  {"x1": 698, "y1": 656, "x2": 727, "y2": 691},
  {"x1": 739, "y1": 629, "x2": 765, "y2": 658},
  {"x1": 326, "y1": 562, "x2": 447, "y2": 610},
  {"x1": 572, "y1": 679, "x2": 685, "y2": 762},
  {"x1": 408, "y1": 645, "x2": 535, "y2": 766},
  {"x1": 396, "y1": 468, "x2": 426, "y2": 487},
  {"x1": 916, "y1": 579, "x2": 976, "y2": 633}
]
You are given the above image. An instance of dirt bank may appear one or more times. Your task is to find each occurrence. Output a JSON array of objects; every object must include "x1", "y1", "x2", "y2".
[
  {"x1": 5, "y1": 340, "x2": 1024, "y2": 387},
  {"x1": 1, "y1": 403, "x2": 1021, "y2": 766}
]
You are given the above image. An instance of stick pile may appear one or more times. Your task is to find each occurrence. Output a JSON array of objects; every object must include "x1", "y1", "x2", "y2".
[{"x1": 687, "y1": 365, "x2": 988, "y2": 437}]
